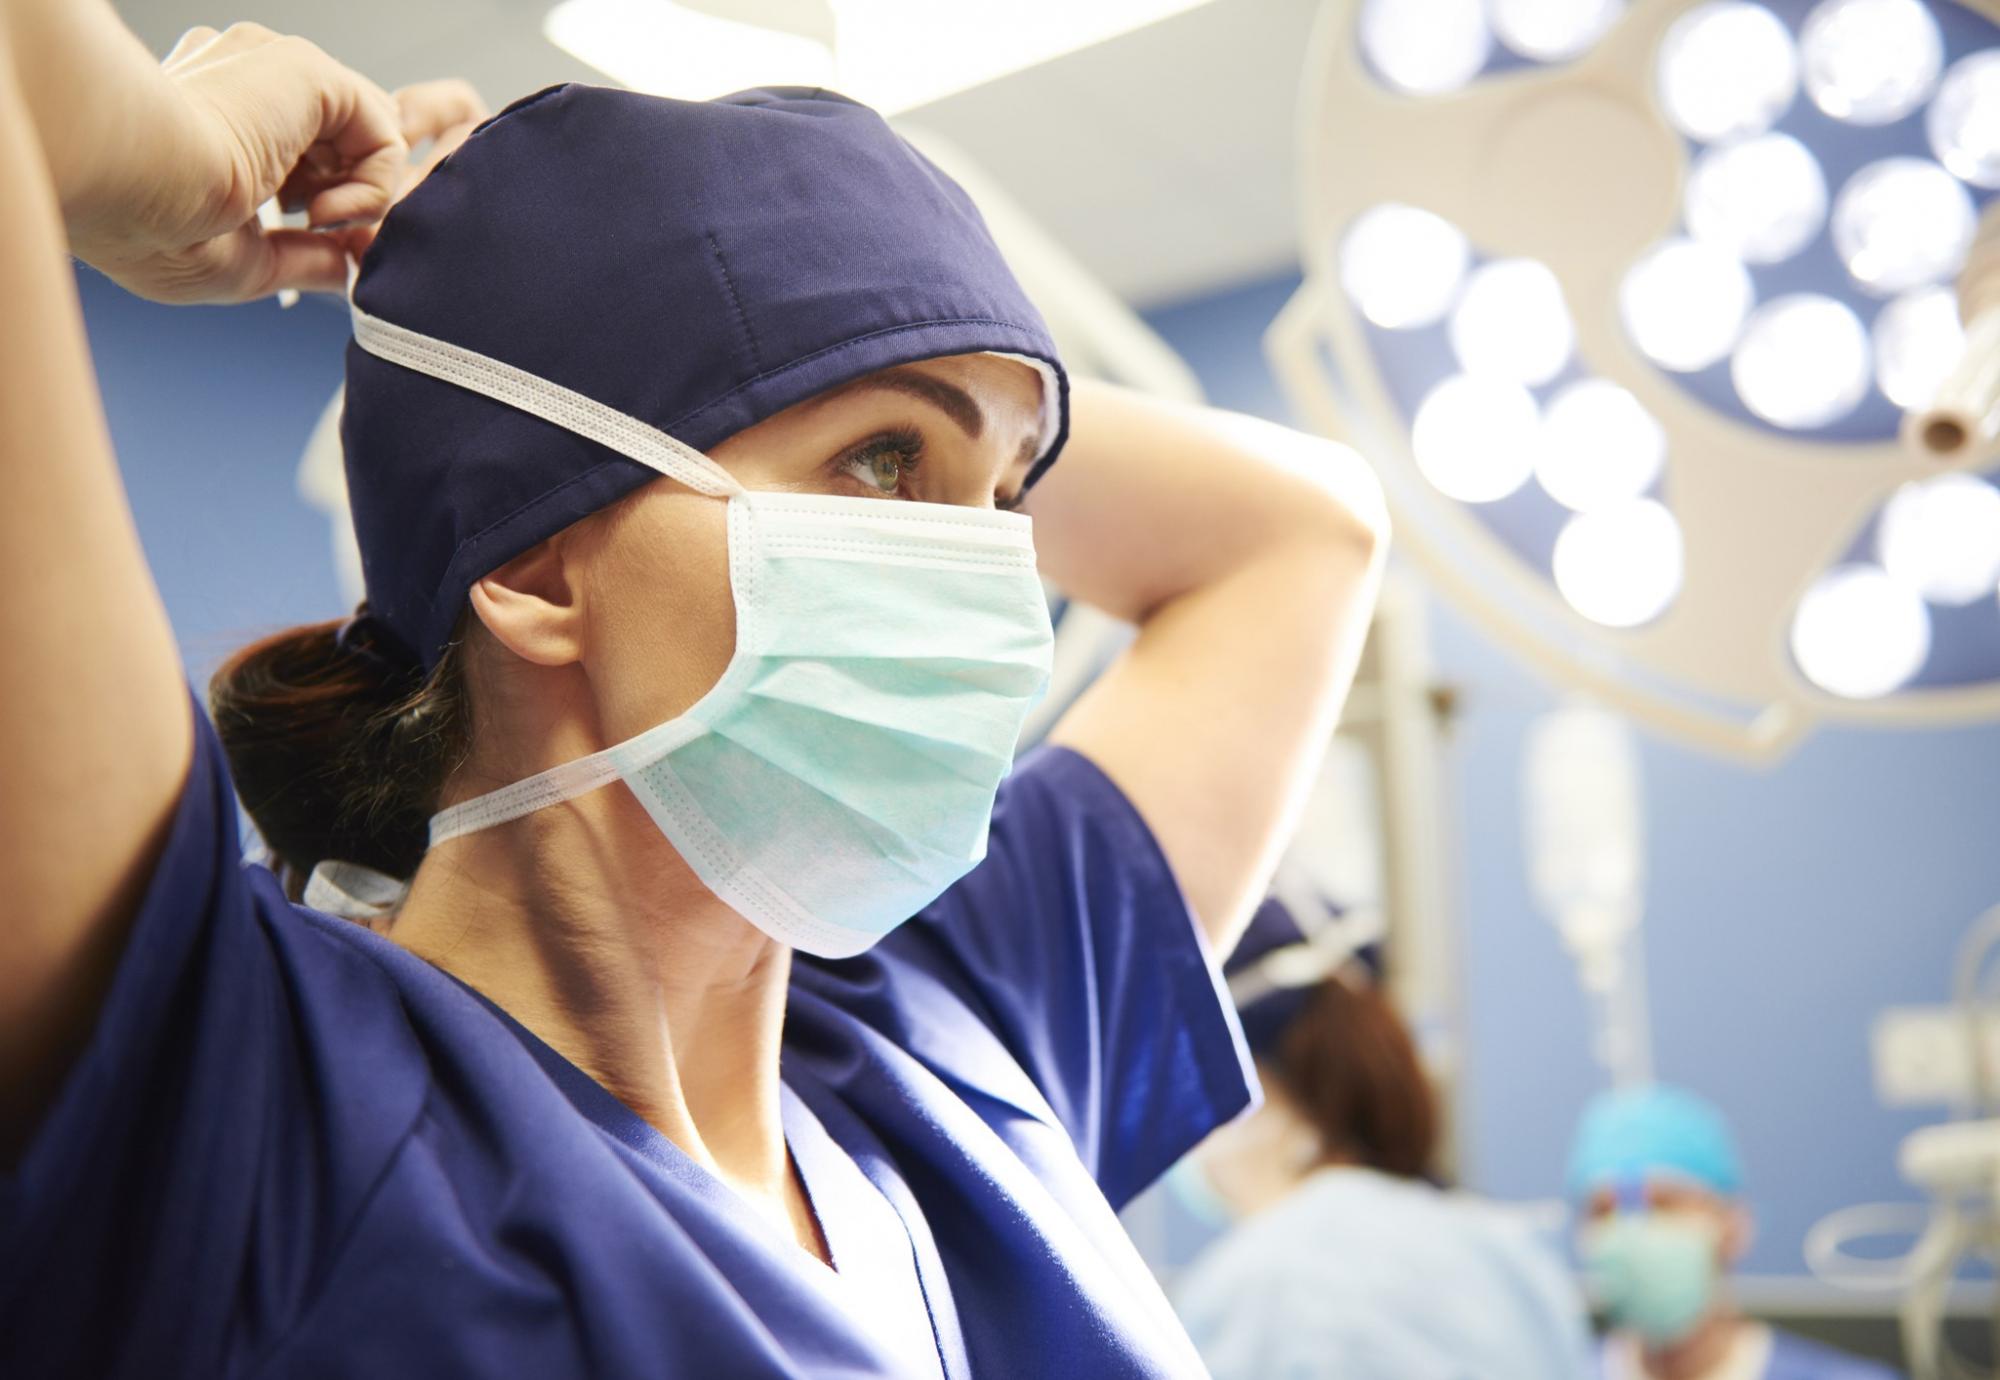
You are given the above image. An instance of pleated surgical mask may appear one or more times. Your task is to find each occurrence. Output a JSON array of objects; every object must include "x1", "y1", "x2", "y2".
[{"x1": 334, "y1": 305, "x2": 1055, "y2": 957}]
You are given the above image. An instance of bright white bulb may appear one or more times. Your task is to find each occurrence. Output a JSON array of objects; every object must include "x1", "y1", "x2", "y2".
[
  {"x1": 1657, "y1": 2, "x2": 1799, "y2": 143},
  {"x1": 1731, "y1": 294, "x2": 1872, "y2": 428},
  {"x1": 1340, "y1": 204, "x2": 1471, "y2": 329},
  {"x1": 1620, "y1": 238, "x2": 1755, "y2": 372},
  {"x1": 1684, "y1": 134, "x2": 1827, "y2": 266},
  {"x1": 1411, "y1": 375, "x2": 1540, "y2": 503},
  {"x1": 1832, "y1": 158, "x2": 1975, "y2": 296},
  {"x1": 1800, "y1": 0, "x2": 1943, "y2": 125},
  {"x1": 1449, "y1": 259, "x2": 1574, "y2": 385},
  {"x1": 1552, "y1": 500, "x2": 1685, "y2": 628},
  {"x1": 1536, "y1": 381, "x2": 1668, "y2": 512},
  {"x1": 1878, "y1": 474, "x2": 2000, "y2": 606},
  {"x1": 1929, "y1": 51, "x2": 2000, "y2": 188},
  {"x1": 1873, "y1": 286, "x2": 1966, "y2": 410},
  {"x1": 1360, "y1": 0, "x2": 1491, "y2": 94},
  {"x1": 1792, "y1": 564, "x2": 1931, "y2": 697},
  {"x1": 1489, "y1": 0, "x2": 1624, "y2": 61}
]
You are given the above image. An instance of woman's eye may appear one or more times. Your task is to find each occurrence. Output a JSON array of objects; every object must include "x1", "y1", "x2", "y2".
[{"x1": 838, "y1": 432, "x2": 924, "y2": 496}]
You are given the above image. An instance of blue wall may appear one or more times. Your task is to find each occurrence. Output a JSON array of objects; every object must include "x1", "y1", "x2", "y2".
[
  {"x1": 83, "y1": 256, "x2": 2000, "y2": 1284},
  {"x1": 1144, "y1": 270, "x2": 2000, "y2": 1284}
]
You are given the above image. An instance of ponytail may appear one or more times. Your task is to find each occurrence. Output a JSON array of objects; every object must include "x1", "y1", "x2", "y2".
[
  {"x1": 207, "y1": 613, "x2": 471, "y2": 897},
  {"x1": 1273, "y1": 977, "x2": 1440, "y2": 1181}
]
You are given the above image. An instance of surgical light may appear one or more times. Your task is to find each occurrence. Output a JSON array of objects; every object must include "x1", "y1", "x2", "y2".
[
  {"x1": 1831, "y1": 157, "x2": 1975, "y2": 295},
  {"x1": 1552, "y1": 501, "x2": 1686, "y2": 629},
  {"x1": 1792, "y1": 564, "x2": 1933, "y2": 699},
  {"x1": 1731, "y1": 293, "x2": 1872, "y2": 428},
  {"x1": 1411, "y1": 375, "x2": 1539, "y2": 504},
  {"x1": 1620, "y1": 238, "x2": 1754, "y2": 372},
  {"x1": 1800, "y1": 0, "x2": 1944, "y2": 125},
  {"x1": 1489, "y1": 0, "x2": 1625, "y2": 62},
  {"x1": 1340, "y1": 204, "x2": 1470, "y2": 329},
  {"x1": 1536, "y1": 380, "x2": 1668, "y2": 514},
  {"x1": 1877, "y1": 474, "x2": 2000, "y2": 606},
  {"x1": 1358, "y1": 0, "x2": 1490, "y2": 95},
  {"x1": 1448, "y1": 258, "x2": 1573, "y2": 385},
  {"x1": 1657, "y1": 2, "x2": 1800, "y2": 143},
  {"x1": 1873, "y1": 286, "x2": 1966, "y2": 410},
  {"x1": 1929, "y1": 50, "x2": 2000, "y2": 187},
  {"x1": 1683, "y1": 134, "x2": 1827, "y2": 266}
]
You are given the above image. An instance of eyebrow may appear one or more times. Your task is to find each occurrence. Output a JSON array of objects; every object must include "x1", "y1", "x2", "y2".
[{"x1": 814, "y1": 366, "x2": 986, "y2": 440}]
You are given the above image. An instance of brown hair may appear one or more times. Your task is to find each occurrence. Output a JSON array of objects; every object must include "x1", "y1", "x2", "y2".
[
  {"x1": 207, "y1": 614, "x2": 473, "y2": 897},
  {"x1": 1270, "y1": 976, "x2": 1440, "y2": 1181}
]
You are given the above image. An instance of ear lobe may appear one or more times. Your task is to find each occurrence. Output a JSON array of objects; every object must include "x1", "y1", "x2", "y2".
[{"x1": 468, "y1": 537, "x2": 585, "y2": 668}]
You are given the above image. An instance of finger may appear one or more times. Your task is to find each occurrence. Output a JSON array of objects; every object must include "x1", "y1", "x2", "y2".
[
  {"x1": 244, "y1": 227, "x2": 354, "y2": 300},
  {"x1": 394, "y1": 80, "x2": 489, "y2": 147},
  {"x1": 162, "y1": 25, "x2": 221, "y2": 68},
  {"x1": 295, "y1": 52, "x2": 407, "y2": 228}
]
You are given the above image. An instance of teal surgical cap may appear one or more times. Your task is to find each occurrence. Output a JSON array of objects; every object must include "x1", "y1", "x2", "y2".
[{"x1": 1566, "y1": 1085, "x2": 1745, "y2": 1200}]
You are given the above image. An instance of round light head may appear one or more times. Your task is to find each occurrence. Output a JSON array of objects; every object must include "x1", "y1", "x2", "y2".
[
  {"x1": 1490, "y1": 0, "x2": 1624, "y2": 62},
  {"x1": 1873, "y1": 286, "x2": 1966, "y2": 411},
  {"x1": 1792, "y1": 564, "x2": 1932, "y2": 698},
  {"x1": 1340, "y1": 204, "x2": 1471, "y2": 329},
  {"x1": 1684, "y1": 134, "x2": 1827, "y2": 266},
  {"x1": 1449, "y1": 258, "x2": 1574, "y2": 385},
  {"x1": 1832, "y1": 157, "x2": 1975, "y2": 296},
  {"x1": 1359, "y1": 0, "x2": 1491, "y2": 95},
  {"x1": 1552, "y1": 500, "x2": 1686, "y2": 628},
  {"x1": 1878, "y1": 474, "x2": 2000, "y2": 606},
  {"x1": 1620, "y1": 238, "x2": 1755, "y2": 372},
  {"x1": 1929, "y1": 50, "x2": 2000, "y2": 188},
  {"x1": 1537, "y1": 380, "x2": 1669, "y2": 513},
  {"x1": 1731, "y1": 293, "x2": 1872, "y2": 428},
  {"x1": 1800, "y1": 0, "x2": 1943, "y2": 125},
  {"x1": 1658, "y1": 2, "x2": 1800, "y2": 144},
  {"x1": 1411, "y1": 374, "x2": 1540, "y2": 503}
]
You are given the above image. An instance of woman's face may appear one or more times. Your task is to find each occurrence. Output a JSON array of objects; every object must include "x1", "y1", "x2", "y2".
[{"x1": 554, "y1": 351, "x2": 1046, "y2": 744}]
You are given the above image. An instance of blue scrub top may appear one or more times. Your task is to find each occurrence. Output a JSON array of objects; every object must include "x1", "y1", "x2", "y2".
[{"x1": 0, "y1": 698, "x2": 1255, "y2": 1378}]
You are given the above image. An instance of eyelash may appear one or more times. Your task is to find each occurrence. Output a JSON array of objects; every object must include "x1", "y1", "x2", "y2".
[{"x1": 831, "y1": 426, "x2": 1028, "y2": 511}]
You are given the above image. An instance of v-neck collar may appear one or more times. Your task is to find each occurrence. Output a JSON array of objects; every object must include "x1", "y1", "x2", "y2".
[{"x1": 445, "y1": 975, "x2": 953, "y2": 1378}]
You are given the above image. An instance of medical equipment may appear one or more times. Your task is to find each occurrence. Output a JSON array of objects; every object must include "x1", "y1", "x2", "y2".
[
  {"x1": 1524, "y1": 701, "x2": 1655, "y2": 1088},
  {"x1": 1269, "y1": 0, "x2": 2000, "y2": 764},
  {"x1": 1807, "y1": 903, "x2": 2000, "y2": 1379}
]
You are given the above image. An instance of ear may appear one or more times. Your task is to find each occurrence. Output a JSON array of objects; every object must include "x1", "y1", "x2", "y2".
[
  {"x1": 467, "y1": 535, "x2": 585, "y2": 668},
  {"x1": 1719, "y1": 1203, "x2": 1755, "y2": 1266}
]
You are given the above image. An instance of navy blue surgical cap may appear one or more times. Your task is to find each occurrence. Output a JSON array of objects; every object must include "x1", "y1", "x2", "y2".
[{"x1": 342, "y1": 82, "x2": 1069, "y2": 669}]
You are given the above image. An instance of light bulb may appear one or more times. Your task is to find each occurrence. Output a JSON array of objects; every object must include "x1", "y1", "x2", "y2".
[
  {"x1": 1489, "y1": 0, "x2": 1623, "y2": 62},
  {"x1": 1657, "y1": 3, "x2": 1799, "y2": 144},
  {"x1": 1449, "y1": 258, "x2": 1573, "y2": 385},
  {"x1": 1411, "y1": 375, "x2": 1539, "y2": 503},
  {"x1": 1791, "y1": 564, "x2": 1931, "y2": 697},
  {"x1": 1872, "y1": 286, "x2": 1966, "y2": 410},
  {"x1": 1800, "y1": 0, "x2": 1943, "y2": 125},
  {"x1": 1683, "y1": 134, "x2": 1827, "y2": 265},
  {"x1": 1732, "y1": 294, "x2": 1872, "y2": 429},
  {"x1": 1552, "y1": 500, "x2": 1685, "y2": 628},
  {"x1": 1832, "y1": 158, "x2": 1974, "y2": 295},
  {"x1": 1359, "y1": 0, "x2": 1490, "y2": 95},
  {"x1": 1340, "y1": 204, "x2": 1470, "y2": 329},
  {"x1": 1620, "y1": 238, "x2": 1754, "y2": 372},
  {"x1": 1536, "y1": 380, "x2": 1668, "y2": 512},
  {"x1": 1877, "y1": 474, "x2": 2000, "y2": 606},
  {"x1": 1929, "y1": 51, "x2": 2000, "y2": 188}
]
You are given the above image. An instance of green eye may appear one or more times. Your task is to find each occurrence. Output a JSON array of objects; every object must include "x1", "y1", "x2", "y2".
[
  {"x1": 865, "y1": 450, "x2": 903, "y2": 492},
  {"x1": 840, "y1": 430, "x2": 925, "y2": 496}
]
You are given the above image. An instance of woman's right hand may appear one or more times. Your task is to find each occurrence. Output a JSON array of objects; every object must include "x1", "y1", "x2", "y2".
[{"x1": 64, "y1": 22, "x2": 409, "y2": 304}]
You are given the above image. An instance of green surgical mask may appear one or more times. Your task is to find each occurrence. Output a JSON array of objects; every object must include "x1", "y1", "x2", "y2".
[{"x1": 1585, "y1": 1214, "x2": 1720, "y2": 1345}]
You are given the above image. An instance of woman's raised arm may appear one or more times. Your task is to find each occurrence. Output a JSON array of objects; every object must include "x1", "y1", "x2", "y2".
[
  {"x1": 0, "y1": 4, "x2": 409, "y2": 1158},
  {"x1": 1030, "y1": 379, "x2": 1390, "y2": 960}
]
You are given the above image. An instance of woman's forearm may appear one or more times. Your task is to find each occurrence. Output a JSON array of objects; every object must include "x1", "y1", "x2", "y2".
[{"x1": 1030, "y1": 380, "x2": 1388, "y2": 954}]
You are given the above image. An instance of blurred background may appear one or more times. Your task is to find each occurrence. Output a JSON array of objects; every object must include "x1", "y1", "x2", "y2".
[{"x1": 90, "y1": 0, "x2": 2000, "y2": 1369}]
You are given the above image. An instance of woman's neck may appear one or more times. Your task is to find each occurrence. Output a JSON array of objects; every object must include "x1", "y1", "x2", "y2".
[
  {"x1": 386, "y1": 783, "x2": 820, "y2": 1258},
  {"x1": 1634, "y1": 1307, "x2": 1748, "y2": 1380}
]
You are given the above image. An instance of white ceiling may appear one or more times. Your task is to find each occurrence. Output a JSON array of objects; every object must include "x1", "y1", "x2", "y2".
[{"x1": 114, "y1": 0, "x2": 1316, "y2": 306}]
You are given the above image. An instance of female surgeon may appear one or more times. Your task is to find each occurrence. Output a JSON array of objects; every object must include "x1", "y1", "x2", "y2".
[{"x1": 0, "y1": 3, "x2": 1389, "y2": 1377}]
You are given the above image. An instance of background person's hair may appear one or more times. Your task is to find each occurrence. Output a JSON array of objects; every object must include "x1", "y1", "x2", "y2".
[
  {"x1": 1268, "y1": 975, "x2": 1441, "y2": 1181},
  {"x1": 208, "y1": 615, "x2": 472, "y2": 896}
]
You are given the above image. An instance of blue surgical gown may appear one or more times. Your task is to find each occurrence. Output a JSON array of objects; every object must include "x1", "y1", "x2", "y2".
[
  {"x1": 1173, "y1": 1166, "x2": 1596, "y2": 1380},
  {"x1": 0, "y1": 697, "x2": 1255, "y2": 1377}
]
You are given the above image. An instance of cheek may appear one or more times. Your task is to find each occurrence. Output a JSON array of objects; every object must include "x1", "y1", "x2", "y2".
[{"x1": 585, "y1": 492, "x2": 738, "y2": 739}]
